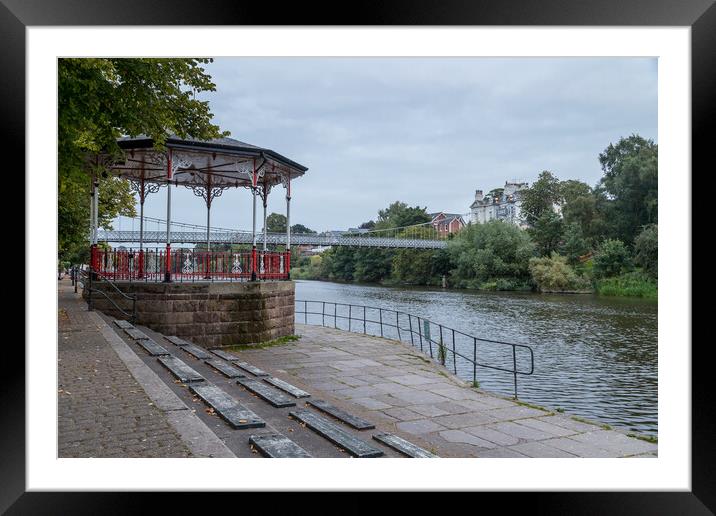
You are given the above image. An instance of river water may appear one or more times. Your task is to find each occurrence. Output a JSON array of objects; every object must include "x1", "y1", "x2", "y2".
[{"x1": 294, "y1": 279, "x2": 658, "y2": 436}]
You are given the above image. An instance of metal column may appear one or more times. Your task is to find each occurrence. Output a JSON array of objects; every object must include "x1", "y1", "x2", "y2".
[{"x1": 164, "y1": 150, "x2": 172, "y2": 283}]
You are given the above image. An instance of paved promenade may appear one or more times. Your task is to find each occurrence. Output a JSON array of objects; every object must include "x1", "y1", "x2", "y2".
[
  {"x1": 58, "y1": 279, "x2": 657, "y2": 458},
  {"x1": 58, "y1": 281, "x2": 231, "y2": 458},
  {"x1": 234, "y1": 325, "x2": 658, "y2": 458}
]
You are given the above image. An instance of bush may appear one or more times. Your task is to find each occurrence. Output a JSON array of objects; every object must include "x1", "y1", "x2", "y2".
[
  {"x1": 634, "y1": 224, "x2": 657, "y2": 278},
  {"x1": 593, "y1": 239, "x2": 632, "y2": 278},
  {"x1": 596, "y1": 271, "x2": 657, "y2": 299},
  {"x1": 447, "y1": 220, "x2": 534, "y2": 288},
  {"x1": 529, "y1": 253, "x2": 592, "y2": 292}
]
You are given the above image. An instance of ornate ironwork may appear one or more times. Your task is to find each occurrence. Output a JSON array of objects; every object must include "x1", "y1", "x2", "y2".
[
  {"x1": 187, "y1": 183, "x2": 230, "y2": 208},
  {"x1": 128, "y1": 178, "x2": 165, "y2": 203},
  {"x1": 148, "y1": 151, "x2": 193, "y2": 176}
]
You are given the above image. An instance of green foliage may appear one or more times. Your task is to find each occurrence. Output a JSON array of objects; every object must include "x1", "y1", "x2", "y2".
[
  {"x1": 634, "y1": 224, "x2": 658, "y2": 278},
  {"x1": 520, "y1": 171, "x2": 562, "y2": 225},
  {"x1": 598, "y1": 134, "x2": 658, "y2": 243},
  {"x1": 529, "y1": 253, "x2": 592, "y2": 292},
  {"x1": 375, "y1": 201, "x2": 430, "y2": 229},
  {"x1": 447, "y1": 220, "x2": 534, "y2": 289},
  {"x1": 561, "y1": 222, "x2": 590, "y2": 265},
  {"x1": 596, "y1": 271, "x2": 657, "y2": 299},
  {"x1": 529, "y1": 210, "x2": 564, "y2": 256},
  {"x1": 58, "y1": 58, "x2": 226, "y2": 261},
  {"x1": 291, "y1": 223, "x2": 316, "y2": 235},
  {"x1": 593, "y1": 239, "x2": 633, "y2": 279},
  {"x1": 266, "y1": 212, "x2": 287, "y2": 232},
  {"x1": 353, "y1": 249, "x2": 393, "y2": 283}
]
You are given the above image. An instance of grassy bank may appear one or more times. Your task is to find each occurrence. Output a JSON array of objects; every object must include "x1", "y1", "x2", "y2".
[{"x1": 595, "y1": 271, "x2": 657, "y2": 300}]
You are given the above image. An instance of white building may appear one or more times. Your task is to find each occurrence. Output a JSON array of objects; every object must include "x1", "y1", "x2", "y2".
[{"x1": 470, "y1": 181, "x2": 529, "y2": 227}]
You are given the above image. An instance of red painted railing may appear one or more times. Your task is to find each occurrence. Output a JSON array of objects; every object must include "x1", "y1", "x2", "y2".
[{"x1": 90, "y1": 246, "x2": 290, "y2": 282}]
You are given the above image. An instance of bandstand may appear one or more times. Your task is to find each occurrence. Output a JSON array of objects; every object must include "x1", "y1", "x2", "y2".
[{"x1": 85, "y1": 136, "x2": 308, "y2": 346}]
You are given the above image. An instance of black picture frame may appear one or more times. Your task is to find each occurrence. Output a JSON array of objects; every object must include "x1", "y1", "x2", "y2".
[{"x1": 5, "y1": 0, "x2": 710, "y2": 512}]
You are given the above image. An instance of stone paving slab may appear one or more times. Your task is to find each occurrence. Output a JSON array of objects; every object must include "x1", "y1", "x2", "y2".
[
  {"x1": 236, "y1": 362, "x2": 270, "y2": 377},
  {"x1": 237, "y1": 378, "x2": 296, "y2": 408},
  {"x1": 249, "y1": 434, "x2": 312, "y2": 458},
  {"x1": 289, "y1": 409, "x2": 383, "y2": 458},
  {"x1": 307, "y1": 399, "x2": 375, "y2": 430},
  {"x1": 263, "y1": 376, "x2": 311, "y2": 398},
  {"x1": 190, "y1": 383, "x2": 266, "y2": 429},
  {"x1": 181, "y1": 343, "x2": 212, "y2": 360},
  {"x1": 113, "y1": 319, "x2": 134, "y2": 329},
  {"x1": 165, "y1": 335, "x2": 190, "y2": 347},
  {"x1": 204, "y1": 358, "x2": 247, "y2": 378},
  {"x1": 210, "y1": 348, "x2": 240, "y2": 361},
  {"x1": 135, "y1": 338, "x2": 171, "y2": 357},
  {"x1": 158, "y1": 356, "x2": 206, "y2": 383},
  {"x1": 373, "y1": 433, "x2": 437, "y2": 458},
  {"x1": 124, "y1": 327, "x2": 149, "y2": 340}
]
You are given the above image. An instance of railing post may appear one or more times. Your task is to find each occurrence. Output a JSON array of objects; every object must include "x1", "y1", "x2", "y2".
[
  {"x1": 408, "y1": 315, "x2": 414, "y2": 346},
  {"x1": 379, "y1": 309, "x2": 383, "y2": 337},
  {"x1": 452, "y1": 328, "x2": 457, "y2": 374},
  {"x1": 322, "y1": 301, "x2": 325, "y2": 327},
  {"x1": 363, "y1": 306, "x2": 366, "y2": 334},
  {"x1": 513, "y1": 345, "x2": 518, "y2": 399},
  {"x1": 417, "y1": 317, "x2": 423, "y2": 352},
  {"x1": 424, "y1": 320, "x2": 433, "y2": 358},
  {"x1": 396, "y1": 311, "x2": 401, "y2": 341},
  {"x1": 348, "y1": 305, "x2": 352, "y2": 332},
  {"x1": 334, "y1": 303, "x2": 337, "y2": 329},
  {"x1": 473, "y1": 337, "x2": 477, "y2": 386}
]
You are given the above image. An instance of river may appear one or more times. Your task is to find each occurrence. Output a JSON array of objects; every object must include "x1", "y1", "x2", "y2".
[{"x1": 294, "y1": 279, "x2": 658, "y2": 437}]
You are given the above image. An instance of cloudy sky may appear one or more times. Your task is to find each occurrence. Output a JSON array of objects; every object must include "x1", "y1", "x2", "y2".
[{"x1": 133, "y1": 57, "x2": 657, "y2": 233}]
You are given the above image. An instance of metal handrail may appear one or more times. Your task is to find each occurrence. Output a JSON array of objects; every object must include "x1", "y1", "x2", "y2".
[
  {"x1": 295, "y1": 299, "x2": 534, "y2": 399},
  {"x1": 79, "y1": 267, "x2": 137, "y2": 323}
]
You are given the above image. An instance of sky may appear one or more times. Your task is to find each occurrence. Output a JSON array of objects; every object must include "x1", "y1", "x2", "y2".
[{"x1": 131, "y1": 57, "x2": 657, "y2": 234}]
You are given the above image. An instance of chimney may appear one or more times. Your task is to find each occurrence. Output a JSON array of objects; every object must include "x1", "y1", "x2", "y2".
[{"x1": 475, "y1": 189, "x2": 483, "y2": 201}]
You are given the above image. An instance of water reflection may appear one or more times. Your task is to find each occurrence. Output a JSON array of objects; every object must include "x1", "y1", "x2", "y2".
[{"x1": 295, "y1": 280, "x2": 658, "y2": 436}]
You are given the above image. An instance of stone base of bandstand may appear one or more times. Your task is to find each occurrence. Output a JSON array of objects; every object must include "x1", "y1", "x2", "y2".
[{"x1": 83, "y1": 280, "x2": 295, "y2": 347}]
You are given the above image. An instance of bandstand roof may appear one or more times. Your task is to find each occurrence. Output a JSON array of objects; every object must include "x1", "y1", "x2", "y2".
[{"x1": 103, "y1": 135, "x2": 308, "y2": 190}]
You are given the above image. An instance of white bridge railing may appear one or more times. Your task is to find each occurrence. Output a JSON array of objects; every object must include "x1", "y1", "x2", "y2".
[{"x1": 96, "y1": 230, "x2": 447, "y2": 249}]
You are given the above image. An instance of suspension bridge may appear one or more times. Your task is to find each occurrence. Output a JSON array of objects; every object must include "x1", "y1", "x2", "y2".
[{"x1": 98, "y1": 215, "x2": 458, "y2": 249}]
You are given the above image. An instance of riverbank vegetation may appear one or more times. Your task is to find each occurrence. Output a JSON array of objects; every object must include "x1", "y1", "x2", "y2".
[{"x1": 292, "y1": 135, "x2": 657, "y2": 300}]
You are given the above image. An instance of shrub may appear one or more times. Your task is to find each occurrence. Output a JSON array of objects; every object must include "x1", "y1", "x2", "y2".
[
  {"x1": 634, "y1": 224, "x2": 658, "y2": 278},
  {"x1": 593, "y1": 239, "x2": 632, "y2": 278},
  {"x1": 596, "y1": 271, "x2": 657, "y2": 299},
  {"x1": 529, "y1": 253, "x2": 592, "y2": 292},
  {"x1": 447, "y1": 220, "x2": 534, "y2": 287}
]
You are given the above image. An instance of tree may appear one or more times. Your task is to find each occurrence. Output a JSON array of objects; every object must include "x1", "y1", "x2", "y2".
[
  {"x1": 561, "y1": 222, "x2": 590, "y2": 265},
  {"x1": 447, "y1": 220, "x2": 534, "y2": 289},
  {"x1": 593, "y1": 239, "x2": 633, "y2": 278},
  {"x1": 520, "y1": 171, "x2": 562, "y2": 225},
  {"x1": 359, "y1": 220, "x2": 375, "y2": 230},
  {"x1": 58, "y1": 58, "x2": 227, "y2": 261},
  {"x1": 291, "y1": 223, "x2": 316, "y2": 235},
  {"x1": 266, "y1": 213, "x2": 287, "y2": 233},
  {"x1": 598, "y1": 135, "x2": 658, "y2": 244},
  {"x1": 529, "y1": 211, "x2": 564, "y2": 256},
  {"x1": 634, "y1": 224, "x2": 658, "y2": 278},
  {"x1": 375, "y1": 201, "x2": 430, "y2": 229},
  {"x1": 560, "y1": 179, "x2": 592, "y2": 206}
]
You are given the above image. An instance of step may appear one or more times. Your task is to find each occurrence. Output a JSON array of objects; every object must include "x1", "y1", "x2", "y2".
[
  {"x1": 237, "y1": 378, "x2": 296, "y2": 408},
  {"x1": 263, "y1": 377, "x2": 311, "y2": 398},
  {"x1": 235, "y1": 362, "x2": 270, "y2": 377},
  {"x1": 204, "y1": 359, "x2": 247, "y2": 379},
  {"x1": 165, "y1": 336, "x2": 190, "y2": 347},
  {"x1": 306, "y1": 399, "x2": 375, "y2": 430},
  {"x1": 181, "y1": 343, "x2": 212, "y2": 360},
  {"x1": 289, "y1": 409, "x2": 383, "y2": 458},
  {"x1": 113, "y1": 319, "x2": 134, "y2": 329},
  {"x1": 210, "y1": 348, "x2": 239, "y2": 361},
  {"x1": 189, "y1": 383, "x2": 265, "y2": 429},
  {"x1": 124, "y1": 328, "x2": 149, "y2": 340},
  {"x1": 135, "y1": 338, "x2": 170, "y2": 357},
  {"x1": 249, "y1": 434, "x2": 312, "y2": 458},
  {"x1": 372, "y1": 433, "x2": 437, "y2": 458},
  {"x1": 157, "y1": 356, "x2": 205, "y2": 383}
]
